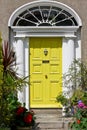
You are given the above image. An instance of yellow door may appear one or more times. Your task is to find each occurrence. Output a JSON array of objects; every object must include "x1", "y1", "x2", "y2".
[{"x1": 30, "y1": 37, "x2": 62, "y2": 108}]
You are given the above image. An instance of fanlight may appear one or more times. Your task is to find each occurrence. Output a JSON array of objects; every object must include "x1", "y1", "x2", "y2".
[{"x1": 13, "y1": 6, "x2": 78, "y2": 26}]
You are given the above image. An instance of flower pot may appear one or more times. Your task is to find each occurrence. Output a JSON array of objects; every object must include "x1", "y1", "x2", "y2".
[{"x1": 17, "y1": 127, "x2": 32, "y2": 130}]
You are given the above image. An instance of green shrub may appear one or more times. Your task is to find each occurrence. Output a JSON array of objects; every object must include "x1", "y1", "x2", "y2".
[
  {"x1": 56, "y1": 93, "x2": 68, "y2": 105},
  {"x1": 0, "y1": 37, "x2": 28, "y2": 127}
]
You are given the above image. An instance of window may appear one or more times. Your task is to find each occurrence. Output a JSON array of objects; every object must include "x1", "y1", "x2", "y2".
[{"x1": 13, "y1": 5, "x2": 78, "y2": 26}]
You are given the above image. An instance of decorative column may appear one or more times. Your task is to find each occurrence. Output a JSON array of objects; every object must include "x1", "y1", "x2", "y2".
[
  {"x1": 62, "y1": 37, "x2": 75, "y2": 98},
  {"x1": 75, "y1": 29, "x2": 81, "y2": 60},
  {"x1": 24, "y1": 38, "x2": 29, "y2": 109},
  {"x1": 63, "y1": 37, "x2": 75, "y2": 74},
  {"x1": 13, "y1": 38, "x2": 25, "y2": 104}
]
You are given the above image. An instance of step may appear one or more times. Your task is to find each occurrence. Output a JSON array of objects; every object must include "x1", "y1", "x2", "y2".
[
  {"x1": 32, "y1": 108, "x2": 62, "y2": 115},
  {"x1": 31, "y1": 109, "x2": 73, "y2": 130},
  {"x1": 38, "y1": 121, "x2": 64, "y2": 129}
]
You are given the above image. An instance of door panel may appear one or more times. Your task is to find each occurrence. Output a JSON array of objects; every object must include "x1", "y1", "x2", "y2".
[{"x1": 30, "y1": 37, "x2": 62, "y2": 108}]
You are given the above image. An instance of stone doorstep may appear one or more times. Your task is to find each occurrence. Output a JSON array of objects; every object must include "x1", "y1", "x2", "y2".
[
  {"x1": 35, "y1": 121, "x2": 73, "y2": 130},
  {"x1": 34, "y1": 128, "x2": 66, "y2": 130},
  {"x1": 39, "y1": 129, "x2": 65, "y2": 130},
  {"x1": 36, "y1": 113, "x2": 73, "y2": 122},
  {"x1": 32, "y1": 109, "x2": 73, "y2": 130},
  {"x1": 32, "y1": 108, "x2": 62, "y2": 115},
  {"x1": 36, "y1": 114, "x2": 62, "y2": 121},
  {"x1": 36, "y1": 117, "x2": 73, "y2": 129},
  {"x1": 38, "y1": 121, "x2": 64, "y2": 129}
]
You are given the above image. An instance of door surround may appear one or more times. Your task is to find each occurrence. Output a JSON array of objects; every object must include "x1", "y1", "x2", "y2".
[{"x1": 8, "y1": 0, "x2": 82, "y2": 109}]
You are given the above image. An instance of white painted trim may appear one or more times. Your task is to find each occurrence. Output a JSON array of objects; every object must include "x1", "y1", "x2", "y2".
[
  {"x1": 12, "y1": 34, "x2": 81, "y2": 108},
  {"x1": 14, "y1": 34, "x2": 76, "y2": 38},
  {"x1": 11, "y1": 26, "x2": 79, "y2": 32},
  {"x1": 62, "y1": 37, "x2": 75, "y2": 74},
  {"x1": 13, "y1": 38, "x2": 25, "y2": 104},
  {"x1": 62, "y1": 37, "x2": 75, "y2": 98},
  {"x1": 24, "y1": 38, "x2": 29, "y2": 109},
  {"x1": 8, "y1": 0, "x2": 82, "y2": 27},
  {"x1": 11, "y1": 26, "x2": 78, "y2": 38}
]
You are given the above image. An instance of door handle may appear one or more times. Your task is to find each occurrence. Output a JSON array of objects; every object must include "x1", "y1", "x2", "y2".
[{"x1": 45, "y1": 75, "x2": 48, "y2": 79}]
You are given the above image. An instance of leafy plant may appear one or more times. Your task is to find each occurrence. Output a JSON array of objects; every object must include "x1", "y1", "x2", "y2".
[
  {"x1": 14, "y1": 104, "x2": 36, "y2": 128},
  {"x1": 63, "y1": 59, "x2": 87, "y2": 91},
  {"x1": 0, "y1": 38, "x2": 28, "y2": 127},
  {"x1": 70, "y1": 89, "x2": 84, "y2": 105},
  {"x1": 81, "y1": 92, "x2": 87, "y2": 105},
  {"x1": 58, "y1": 59, "x2": 87, "y2": 117},
  {"x1": 70, "y1": 101, "x2": 87, "y2": 130},
  {"x1": 56, "y1": 93, "x2": 68, "y2": 105},
  {"x1": 70, "y1": 88, "x2": 87, "y2": 107}
]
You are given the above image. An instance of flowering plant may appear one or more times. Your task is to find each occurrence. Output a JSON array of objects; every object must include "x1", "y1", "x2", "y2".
[
  {"x1": 14, "y1": 105, "x2": 36, "y2": 128},
  {"x1": 71, "y1": 100, "x2": 87, "y2": 130}
]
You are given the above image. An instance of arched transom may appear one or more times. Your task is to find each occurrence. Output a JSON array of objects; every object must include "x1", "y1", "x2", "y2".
[{"x1": 13, "y1": 5, "x2": 78, "y2": 26}]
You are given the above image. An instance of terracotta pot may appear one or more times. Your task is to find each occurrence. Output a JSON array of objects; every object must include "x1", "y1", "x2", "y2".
[{"x1": 17, "y1": 127, "x2": 32, "y2": 130}]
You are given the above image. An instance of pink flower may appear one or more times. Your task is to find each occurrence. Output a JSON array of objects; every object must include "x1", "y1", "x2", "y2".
[
  {"x1": 78, "y1": 101, "x2": 85, "y2": 108},
  {"x1": 83, "y1": 105, "x2": 87, "y2": 109},
  {"x1": 78, "y1": 102, "x2": 85, "y2": 108}
]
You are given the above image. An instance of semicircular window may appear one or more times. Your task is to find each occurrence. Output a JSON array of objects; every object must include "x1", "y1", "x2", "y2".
[{"x1": 13, "y1": 6, "x2": 78, "y2": 26}]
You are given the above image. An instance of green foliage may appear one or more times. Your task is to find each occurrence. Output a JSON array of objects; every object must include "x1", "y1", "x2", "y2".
[
  {"x1": 7, "y1": 93, "x2": 21, "y2": 111},
  {"x1": 0, "y1": 35, "x2": 3, "y2": 85},
  {"x1": 81, "y1": 92, "x2": 87, "y2": 105},
  {"x1": 63, "y1": 59, "x2": 87, "y2": 91},
  {"x1": 7, "y1": 93, "x2": 21, "y2": 127},
  {"x1": 60, "y1": 59, "x2": 87, "y2": 119},
  {"x1": 70, "y1": 89, "x2": 87, "y2": 106},
  {"x1": 71, "y1": 108, "x2": 87, "y2": 130},
  {"x1": 0, "y1": 128, "x2": 10, "y2": 130},
  {"x1": 56, "y1": 93, "x2": 68, "y2": 105},
  {"x1": 70, "y1": 89, "x2": 84, "y2": 105},
  {"x1": 0, "y1": 37, "x2": 28, "y2": 127}
]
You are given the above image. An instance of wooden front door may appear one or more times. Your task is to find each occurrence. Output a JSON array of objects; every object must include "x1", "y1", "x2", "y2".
[{"x1": 30, "y1": 37, "x2": 62, "y2": 108}]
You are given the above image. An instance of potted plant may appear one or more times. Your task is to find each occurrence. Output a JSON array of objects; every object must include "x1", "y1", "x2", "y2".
[
  {"x1": 12, "y1": 104, "x2": 36, "y2": 130},
  {"x1": 6, "y1": 94, "x2": 38, "y2": 130}
]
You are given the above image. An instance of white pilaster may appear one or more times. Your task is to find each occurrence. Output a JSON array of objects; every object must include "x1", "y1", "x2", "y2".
[
  {"x1": 24, "y1": 38, "x2": 29, "y2": 109},
  {"x1": 75, "y1": 29, "x2": 81, "y2": 59},
  {"x1": 63, "y1": 38, "x2": 75, "y2": 74},
  {"x1": 62, "y1": 37, "x2": 75, "y2": 98},
  {"x1": 13, "y1": 38, "x2": 25, "y2": 104}
]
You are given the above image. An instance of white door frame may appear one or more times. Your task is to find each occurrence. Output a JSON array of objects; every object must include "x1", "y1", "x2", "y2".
[
  {"x1": 8, "y1": 0, "x2": 82, "y2": 109},
  {"x1": 9, "y1": 26, "x2": 81, "y2": 109}
]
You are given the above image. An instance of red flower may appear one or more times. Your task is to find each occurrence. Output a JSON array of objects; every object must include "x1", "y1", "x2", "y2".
[
  {"x1": 77, "y1": 119, "x2": 81, "y2": 124},
  {"x1": 16, "y1": 106, "x2": 25, "y2": 115},
  {"x1": 24, "y1": 113, "x2": 33, "y2": 123}
]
